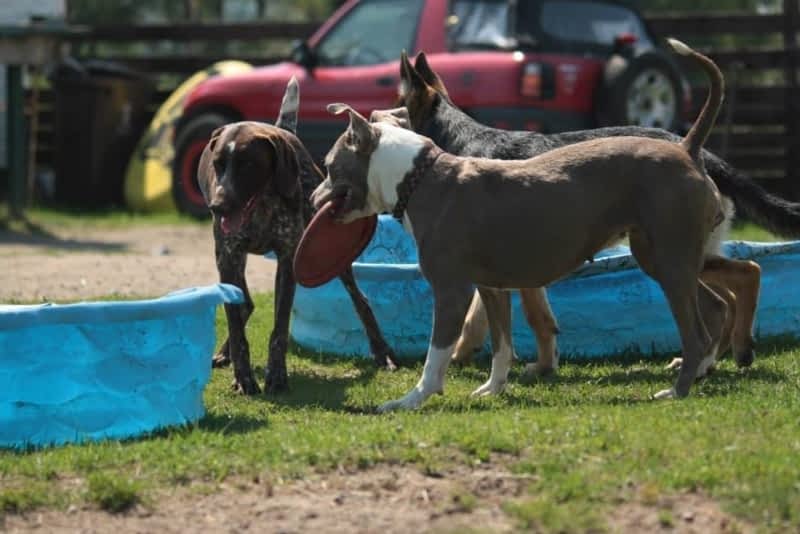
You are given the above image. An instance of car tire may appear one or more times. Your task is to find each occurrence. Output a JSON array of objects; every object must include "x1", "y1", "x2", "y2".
[
  {"x1": 595, "y1": 51, "x2": 683, "y2": 132},
  {"x1": 172, "y1": 113, "x2": 232, "y2": 218}
]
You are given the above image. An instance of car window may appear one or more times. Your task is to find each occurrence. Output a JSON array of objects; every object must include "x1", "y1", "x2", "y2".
[
  {"x1": 449, "y1": 0, "x2": 515, "y2": 50},
  {"x1": 538, "y1": 1, "x2": 652, "y2": 47},
  {"x1": 315, "y1": 0, "x2": 424, "y2": 66}
]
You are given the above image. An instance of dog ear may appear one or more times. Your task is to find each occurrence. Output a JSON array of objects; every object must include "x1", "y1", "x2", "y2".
[
  {"x1": 328, "y1": 103, "x2": 376, "y2": 152},
  {"x1": 413, "y1": 52, "x2": 450, "y2": 99},
  {"x1": 275, "y1": 76, "x2": 299, "y2": 135},
  {"x1": 369, "y1": 107, "x2": 411, "y2": 130},
  {"x1": 399, "y1": 50, "x2": 427, "y2": 96},
  {"x1": 263, "y1": 132, "x2": 300, "y2": 199},
  {"x1": 208, "y1": 126, "x2": 225, "y2": 152}
]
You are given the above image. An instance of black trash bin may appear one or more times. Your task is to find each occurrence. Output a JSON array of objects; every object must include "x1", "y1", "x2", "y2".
[{"x1": 50, "y1": 58, "x2": 154, "y2": 208}]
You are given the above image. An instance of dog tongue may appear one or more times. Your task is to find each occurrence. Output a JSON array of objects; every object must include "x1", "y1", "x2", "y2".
[{"x1": 220, "y1": 211, "x2": 244, "y2": 235}]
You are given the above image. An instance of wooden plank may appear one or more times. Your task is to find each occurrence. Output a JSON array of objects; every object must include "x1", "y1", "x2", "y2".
[
  {"x1": 783, "y1": 0, "x2": 800, "y2": 195},
  {"x1": 706, "y1": 132, "x2": 790, "y2": 149},
  {"x1": 72, "y1": 54, "x2": 286, "y2": 74},
  {"x1": 701, "y1": 48, "x2": 788, "y2": 70},
  {"x1": 692, "y1": 86, "x2": 792, "y2": 106},
  {"x1": 66, "y1": 21, "x2": 319, "y2": 42},
  {"x1": 726, "y1": 154, "x2": 786, "y2": 171}
]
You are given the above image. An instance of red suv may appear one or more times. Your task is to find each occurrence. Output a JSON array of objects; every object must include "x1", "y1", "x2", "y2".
[{"x1": 173, "y1": 0, "x2": 689, "y2": 216}]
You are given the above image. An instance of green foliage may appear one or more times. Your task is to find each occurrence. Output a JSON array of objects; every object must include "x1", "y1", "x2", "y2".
[{"x1": 86, "y1": 473, "x2": 142, "y2": 513}]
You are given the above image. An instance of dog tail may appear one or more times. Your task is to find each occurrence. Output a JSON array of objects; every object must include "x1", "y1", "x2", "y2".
[
  {"x1": 706, "y1": 152, "x2": 800, "y2": 237},
  {"x1": 275, "y1": 76, "x2": 299, "y2": 135},
  {"x1": 668, "y1": 38, "x2": 724, "y2": 163}
]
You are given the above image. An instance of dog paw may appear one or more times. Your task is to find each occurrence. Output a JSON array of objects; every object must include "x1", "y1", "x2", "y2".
[
  {"x1": 735, "y1": 347, "x2": 755, "y2": 368},
  {"x1": 652, "y1": 387, "x2": 677, "y2": 400},
  {"x1": 372, "y1": 348, "x2": 400, "y2": 371},
  {"x1": 666, "y1": 357, "x2": 683, "y2": 371},
  {"x1": 264, "y1": 367, "x2": 289, "y2": 394},
  {"x1": 696, "y1": 356, "x2": 717, "y2": 379},
  {"x1": 471, "y1": 379, "x2": 507, "y2": 397},
  {"x1": 212, "y1": 351, "x2": 231, "y2": 368},
  {"x1": 450, "y1": 350, "x2": 474, "y2": 366},
  {"x1": 525, "y1": 361, "x2": 557, "y2": 377},
  {"x1": 666, "y1": 357, "x2": 716, "y2": 379},
  {"x1": 377, "y1": 389, "x2": 426, "y2": 412},
  {"x1": 231, "y1": 375, "x2": 261, "y2": 396}
]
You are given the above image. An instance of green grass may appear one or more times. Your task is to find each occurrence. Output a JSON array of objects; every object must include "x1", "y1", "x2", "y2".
[
  {"x1": 0, "y1": 205, "x2": 203, "y2": 232},
  {"x1": 85, "y1": 473, "x2": 143, "y2": 513},
  {"x1": 729, "y1": 221, "x2": 783, "y2": 242},
  {"x1": 1, "y1": 293, "x2": 799, "y2": 531}
]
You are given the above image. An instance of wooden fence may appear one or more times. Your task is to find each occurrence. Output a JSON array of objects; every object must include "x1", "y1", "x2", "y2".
[{"x1": 28, "y1": 6, "x2": 800, "y2": 199}]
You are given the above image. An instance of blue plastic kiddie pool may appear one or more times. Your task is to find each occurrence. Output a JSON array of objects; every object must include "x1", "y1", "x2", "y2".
[
  {"x1": 291, "y1": 215, "x2": 800, "y2": 360},
  {"x1": 0, "y1": 284, "x2": 242, "y2": 449}
]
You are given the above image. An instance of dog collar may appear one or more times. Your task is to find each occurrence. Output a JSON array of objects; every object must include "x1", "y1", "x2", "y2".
[{"x1": 392, "y1": 145, "x2": 444, "y2": 221}]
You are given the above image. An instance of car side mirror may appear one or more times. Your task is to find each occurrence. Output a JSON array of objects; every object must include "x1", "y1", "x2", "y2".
[{"x1": 291, "y1": 40, "x2": 317, "y2": 70}]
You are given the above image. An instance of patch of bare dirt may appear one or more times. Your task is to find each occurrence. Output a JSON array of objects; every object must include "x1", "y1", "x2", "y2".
[
  {"x1": 2, "y1": 465, "x2": 754, "y2": 534},
  {"x1": 608, "y1": 489, "x2": 753, "y2": 534},
  {"x1": 3, "y1": 465, "x2": 524, "y2": 534},
  {"x1": 0, "y1": 224, "x2": 276, "y2": 301}
]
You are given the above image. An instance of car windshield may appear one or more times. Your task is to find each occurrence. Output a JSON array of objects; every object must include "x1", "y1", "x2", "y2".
[
  {"x1": 315, "y1": 0, "x2": 424, "y2": 66},
  {"x1": 448, "y1": 0, "x2": 515, "y2": 50},
  {"x1": 449, "y1": 0, "x2": 652, "y2": 51}
]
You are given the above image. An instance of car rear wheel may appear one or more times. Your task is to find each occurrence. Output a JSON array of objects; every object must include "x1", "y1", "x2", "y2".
[
  {"x1": 596, "y1": 51, "x2": 683, "y2": 131},
  {"x1": 172, "y1": 113, "x2": 232, "y2": 218}
]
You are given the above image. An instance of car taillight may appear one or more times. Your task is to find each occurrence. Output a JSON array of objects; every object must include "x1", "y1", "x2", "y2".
[
  {"x1": 520, "y1": 62, "x2": 555, "y2": 99},
  {"x1": 614, "y1": 33, "x2": 638, "y2": 47},
  {"x1": 521, "y1": 63, "x2": 543, "y2": 98}
]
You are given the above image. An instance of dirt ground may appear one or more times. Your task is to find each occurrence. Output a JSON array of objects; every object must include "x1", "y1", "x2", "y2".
[
  {"x1": 0, "y1": 223, "x2": 276, "y2": 301},
  {"x1": 0, "y1": 224, "x2": 750, "y2": 532},
  {"x1": 2, "y1": 464, "x2": 749, "y2": 534}
]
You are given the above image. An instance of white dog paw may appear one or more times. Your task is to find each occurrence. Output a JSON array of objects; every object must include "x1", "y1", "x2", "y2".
[
  {"x1": 377, "y1": 389, "x2": 426, "y2": 412},
  {"x1": 666, "y1": 356, "x2": 716, "y2": 378},
  {"x1": 471, "y1": 379, "x2": 507, "y2": 397},
  {"x1": 652, "y1": 387, "x2": 677, "y2": 400},
  {"x1": 696, "y1": 356, "x2": 717, "y2": 378},
  {"x1": 666, "y1": 357, "x2": 683, "y2": 371}
]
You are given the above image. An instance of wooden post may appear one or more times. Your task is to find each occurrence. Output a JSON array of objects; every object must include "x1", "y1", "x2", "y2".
[
  {"x1": 7, "y1": 65, "x2": 27, "y2": 218},
  {"x1": 785, "y1": 0, "x2": 800, "y2": 198}
]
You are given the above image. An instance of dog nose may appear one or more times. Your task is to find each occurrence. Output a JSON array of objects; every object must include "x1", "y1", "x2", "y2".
[{"x1": 208, "y1": 202, "x2": 224, "y2": 215}]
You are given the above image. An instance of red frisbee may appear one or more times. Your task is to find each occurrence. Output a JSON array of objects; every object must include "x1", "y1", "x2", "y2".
[{"x1": 293, "y1": 199, "x2": 378, "y2": 288}]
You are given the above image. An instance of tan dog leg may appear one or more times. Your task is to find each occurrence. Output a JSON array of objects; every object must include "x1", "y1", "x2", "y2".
[
  {"x1": 519, "y1": 287, "x2": 560, "y2": 376},
  {"x1": 451, "y1": 290, "x2": 488, "y2": 364},
  {"x1": 666, "y1": 281, "x2": 734, "y2": 376},
  {"x1": 629, "y1": 229, "x2": 724, "y2": 398},
  {"x1": 700, "y1": 256, "x2": 761, "y2": 367},
  {"x1": 472, "y1": 288, "x2": 513, "y2": 397}
]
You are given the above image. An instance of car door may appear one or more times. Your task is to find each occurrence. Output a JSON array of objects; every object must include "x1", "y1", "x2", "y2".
[{"x1": 296, "y1": 0, "x2": 426, "y2": 159}]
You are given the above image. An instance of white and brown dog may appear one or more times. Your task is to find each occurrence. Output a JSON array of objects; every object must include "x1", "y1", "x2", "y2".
[{"x1": 312, "y1": 39, "x2": 726, "y2": 411}]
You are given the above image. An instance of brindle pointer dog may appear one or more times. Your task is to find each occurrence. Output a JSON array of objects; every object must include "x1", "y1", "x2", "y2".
[
  {"x1": 198, "y1": 78, "x2": 397, "y2": 395},
  {"x1": 395, "y1": 50, "x2": 800, "y2": 378},
  {"x1": 313, "y1": 40, "x2": 726, "y2": 410}
]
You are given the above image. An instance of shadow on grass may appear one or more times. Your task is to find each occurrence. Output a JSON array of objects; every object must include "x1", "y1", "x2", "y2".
[
  {"x1": 0, "y1": 213, "x2": 127, "y2": 252},
  {"x1": 228, "y1": 335, "x2": 798, "y2": 415},
  {"x1": 198, "y1": 412, "x2": 269, "y2": 435}
]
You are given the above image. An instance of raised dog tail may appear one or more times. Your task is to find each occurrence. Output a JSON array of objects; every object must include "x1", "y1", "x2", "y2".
[
  {"x1": 275, "y1": 76, "x2": 299, "y2": 135},
  {"x1": 668, "y1": 38, "x2": 724, "y2": 163}
]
